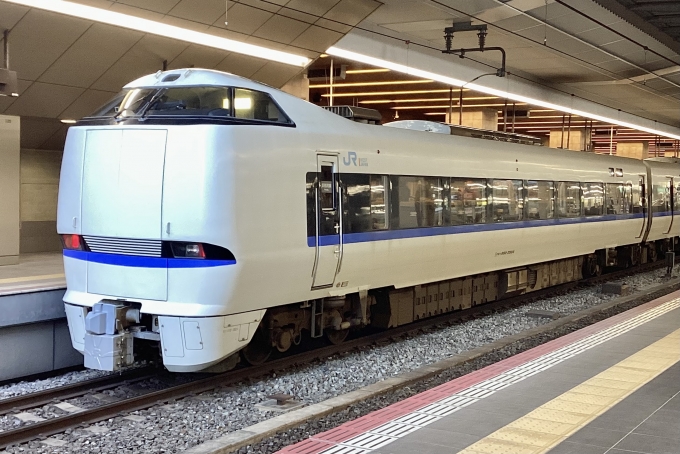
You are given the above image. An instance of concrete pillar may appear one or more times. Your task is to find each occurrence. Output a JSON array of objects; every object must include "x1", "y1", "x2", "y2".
[
  {"x1": 281, "y1": 73, "x2": 309, "y2": 101},
  {"x1": 549, "y1": 129, "x2": 586, "y2": 151},
  {"x1": 446, "y1": 108, "x2": 498, "y2": 131},
  {"x1": 617, "y1": 142, "x2": 649, "y2": 159},
  {"x1": 0, "y1": 115, "x2": 20, "y2": 265}
]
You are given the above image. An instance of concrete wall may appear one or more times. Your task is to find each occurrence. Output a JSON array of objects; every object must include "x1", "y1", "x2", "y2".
[
  {"x1": 20, "y1": 149, "x2": 63, "y2": 253},
  {"x1": 0, "y1": 115, "x2": 20, "y2": 265}
]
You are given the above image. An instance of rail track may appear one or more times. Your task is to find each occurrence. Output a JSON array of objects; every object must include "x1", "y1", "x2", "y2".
[{"x1": 0, "y1": 259, "x2": 672, "y2": 449}]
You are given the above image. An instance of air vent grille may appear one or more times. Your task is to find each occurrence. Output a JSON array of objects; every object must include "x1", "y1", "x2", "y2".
[{"x1": 83, "y1": 236, "x2": 162, "y2": 257}]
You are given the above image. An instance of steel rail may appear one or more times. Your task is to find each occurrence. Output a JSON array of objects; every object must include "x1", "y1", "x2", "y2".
[
  {"x1": 0, "y1": 367, "x2": 158, "y2": 416},
  {"x1": 0, "y1": 259, "x2": 671, "y2": 449}
]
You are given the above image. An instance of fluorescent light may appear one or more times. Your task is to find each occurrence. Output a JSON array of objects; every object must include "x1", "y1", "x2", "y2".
[
  {"x1": 322, "y1": 89, "x2": 466, "y2": 97},
  {"x1": 360, "y1": 96, "x2": 496, "y2": 104},
  {"x1": 326, "y1": 46, "x2": 680, "y2": 140},
  {"x1": 234, "y1": 97, "x2": 252, "y2": 110},
  {"x1": 345, "y1": 69, "x2": 390, "y2": 74},
  {"x1": 310, "y1": 80, "x2": 433, "y2": 88},
  {"x1": 5, "y1": 0, "x2": 311, "y2": 67},
  {"x1": 390, "y1": 103, "x2": 527, "y2": 110},
  {"x1": 60, "y1": 119, "x2": 77, "y2": 124}
]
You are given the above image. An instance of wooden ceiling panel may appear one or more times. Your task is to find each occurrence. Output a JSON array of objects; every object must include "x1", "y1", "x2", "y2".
[
  {"x1": 323, "y1": 0, "x2": 382, "y2": 27},
  {"x1": 214, "y1": 52, "x2": 267, "y2": 78},
  {"x1": 38, "y1": 24, "x2": 143, "y2": 89},
  {"x1": 169, "y1": 44, "x2": 230, "y2": 70},
  {"x1": 5, "y1": 82, "x2": 84, "y2": 118},
  {"x1": 6, "y1": 9, "x2": 91, "y2": 81},
  {"x1": 59, "y1": 89, "x2": 117, "y2": 121},
  {"x1": 215, "y1": 3, "x2": 274, "y2": 35},
  {"x1": 0, "y1": 2, "x2": 29, "y2": 31},
  {"x1": 168, "y1": 0, "x2": 227, "y2": 25},
  {"x1": 113, "y1": 0, "x2": 181, "y2": 14},
  {"x1": 89, "y1": 35, "x2": 188, "y2": 92},
  {"x1": 251, "y1": 14, "x2": 310, "y2": 45},
  {"x1": 289, "y1": 25, "x2": 344, "y2": 53},
  {"x1": 285, "y1": 0, "x2": 341, "y2": 17},
  {"x1": 251, "y1": 61, "x2": 304, "y2": 87}
]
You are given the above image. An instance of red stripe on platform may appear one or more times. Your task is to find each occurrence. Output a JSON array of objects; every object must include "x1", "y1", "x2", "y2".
[{"x1": 275, "y1": 289, "x2": 680, "y2": 454}]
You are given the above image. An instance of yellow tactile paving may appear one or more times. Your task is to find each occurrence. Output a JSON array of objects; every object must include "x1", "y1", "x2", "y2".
[
  {"x1": 459, "y1": 328, "x2": 680, "y2": 454},
  {"x1": 507, "y1": 418, "x2": 574, "y2": 436},
  {"x1": 0, "y1": 273, "x2": 65, "y2": 284}
]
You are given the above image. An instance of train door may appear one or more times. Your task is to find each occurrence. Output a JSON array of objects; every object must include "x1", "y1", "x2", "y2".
[
  {"x1": 637, "y1": 174, "x2": 649, "y2": 241},
  {"x1": 665, "y1": 177, "x2": 674, "y2": 234},
  {"x1": 311, "y1": 154, "x2": 342, "y2": 289}
]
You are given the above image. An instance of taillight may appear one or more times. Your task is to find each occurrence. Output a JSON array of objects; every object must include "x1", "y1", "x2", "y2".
[
  {"x1": 170, "y1": 242, "x2": 205, "y2": 259},
  {"x1": 61, "y1": 234, "x2": 83, "y2": 250}
]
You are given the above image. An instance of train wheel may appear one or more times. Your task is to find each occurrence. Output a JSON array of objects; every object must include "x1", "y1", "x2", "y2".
[
  {"x1": 326, "y1": 328, "x2": 349, "y2": 345},
  {"x1": 583, "y1": 255, "x2": 601, "y2": 278},
  {"x1": 649, "y1": 245, "x2": 658, "y2": 262},
  {"x1": 241, "y1": 326, "x2": 272, "y2": 366}
]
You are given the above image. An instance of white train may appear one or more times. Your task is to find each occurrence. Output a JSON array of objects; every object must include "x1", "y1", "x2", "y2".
[{"x1": 58, "y1": 69, "x2": 680, "y2": 372}]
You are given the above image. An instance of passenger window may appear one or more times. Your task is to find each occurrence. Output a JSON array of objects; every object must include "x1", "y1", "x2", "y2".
[
  {"x1": 624, "y1": 183, "x2": 633, "y2": 214},
  {"x1": 676, "y1": 183, "x2": 680, "y2": 212},
  {"x1": 582, "y1": 182, "x2": 604, "y2": 216},
  {"x1": 343, "y1": 174, "x2": 371, "y2": 233},
  {"x1": 319, "y1": 164, "x2": 335, "y2": 211},
  {"x1": 370, "y1": 175, "x2": 389, "y2": 230},
  {"x1": 233, "y1": 88, "x2": 288, "y2": 122},
  {"x1": 556, "y1": 182, "x2": 581, "y2": 218},
  {"x1": 632, "y1": 181, "x2": 642, "y2": 213},
  {"x1": 343, "y1": 174, "x2": 389, "y2": 233},
  {"x1": 651, "y1": 184, "x2": 669, "y2": 213},
  {"x1": 491, "y1": 179, "x2": 524, "y2": 222},
  {"x1": 394, "y1": 176, "x2": 446, "y2": 228},
  {"x1": 525, "y1": 181, "x2": 554, "y2": 220},
  {"x1": 450, "y1": 179, "x2": 487, "y2": 225},
  {"x1": 605, "y1": 183, "x2": 625, "y2": 215}
]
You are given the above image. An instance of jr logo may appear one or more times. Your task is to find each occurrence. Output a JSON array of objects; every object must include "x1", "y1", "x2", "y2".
[
  {"x1": 343, "y1": 151, "x2": 368, "y2": 167},
  {"x1": 343, "y1": 151, "x2": 358, "y2": 166}
]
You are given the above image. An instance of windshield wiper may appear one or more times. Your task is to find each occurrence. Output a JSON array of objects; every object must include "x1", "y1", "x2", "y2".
[{"x1": 139, "y1": 89, "x2": 167, "y2": 121}]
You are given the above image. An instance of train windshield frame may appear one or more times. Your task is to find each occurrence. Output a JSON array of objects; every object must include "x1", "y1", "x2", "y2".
[{"x1": 79, "y1": 85, "x2": 295, "y2": 127}]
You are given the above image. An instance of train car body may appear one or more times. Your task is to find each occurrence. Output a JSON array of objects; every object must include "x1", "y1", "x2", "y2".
[{"x1": 57, "y1": 69, "x2": 680, "y2": 372}]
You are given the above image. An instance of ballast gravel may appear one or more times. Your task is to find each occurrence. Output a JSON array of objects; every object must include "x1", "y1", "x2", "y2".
[{"x1": 1, "y1": 265, "x2": 678, "y2": 454}]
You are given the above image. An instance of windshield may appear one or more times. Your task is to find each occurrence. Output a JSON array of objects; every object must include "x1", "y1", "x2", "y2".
[{"x1": 84, "y1": 86, "x2": 292, "y2": 125}]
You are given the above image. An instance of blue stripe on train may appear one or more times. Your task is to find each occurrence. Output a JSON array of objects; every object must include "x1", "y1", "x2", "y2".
[
  {"x1": 63, "y1": 250, "x2": 236, "y2": 268},
  {"x1": 306, "y1": 211, "x2": 676, "y2": 247}
]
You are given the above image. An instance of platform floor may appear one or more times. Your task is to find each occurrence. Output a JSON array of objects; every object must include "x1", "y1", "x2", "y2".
[
  {"x1": 280, "y1": 291, "x2": 680, "y2": 454},
  {"x1": 0, "y1": 252, "x2": 64, "y2": 296}
]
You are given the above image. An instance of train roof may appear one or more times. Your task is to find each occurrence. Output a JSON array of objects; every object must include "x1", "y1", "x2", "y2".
[{"x1": 124, "y1": 68, "x2": 275, "y2": 92}]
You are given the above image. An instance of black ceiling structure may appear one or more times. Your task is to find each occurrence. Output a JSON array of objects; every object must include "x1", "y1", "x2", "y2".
[{"x1": 594, "y1": 0, "x2": 680, "y2": 51}]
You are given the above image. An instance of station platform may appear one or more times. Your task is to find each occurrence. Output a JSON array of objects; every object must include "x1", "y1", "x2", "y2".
[
  {"x1": 280, "y1": 291, "x2": 680, "y2": 454},
  {"x1": 0, "y1": 252, "x2": 64, "y2": 296},
  {"x1": 0, "y1": 252, "x2": 81, "y2": 382}
]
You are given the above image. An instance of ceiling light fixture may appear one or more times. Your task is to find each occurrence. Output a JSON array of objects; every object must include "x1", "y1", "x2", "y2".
[
  {"x1": 360, "y1": 96, "x2": 497, "y2": 104},
  {"x1": 60, "y1": 119, "x2": 77, "y2": 124},
  {"x1": 321, "y1": 89, "x2": 468, "y2": 97},
  {"x1": 326, "y1": 46, "x2": 680, "y2": 140},
  {"x1": 390, "y1": 103, "x2": 528, "y2": 110},
  {"x1": 310, "y1": 80, "x2": 434, "y2": 88},
  {"x1": 345, "y1": 69, "x2": 390, "y2": 74},
  {"x1": 4, "y1": 0, "x2": 311, "y2": 67}
]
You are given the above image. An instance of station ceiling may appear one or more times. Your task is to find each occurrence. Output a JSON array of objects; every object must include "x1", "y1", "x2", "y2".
[{"x1": 0, "y1": 0, "x2": 678, "y2": 153}]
